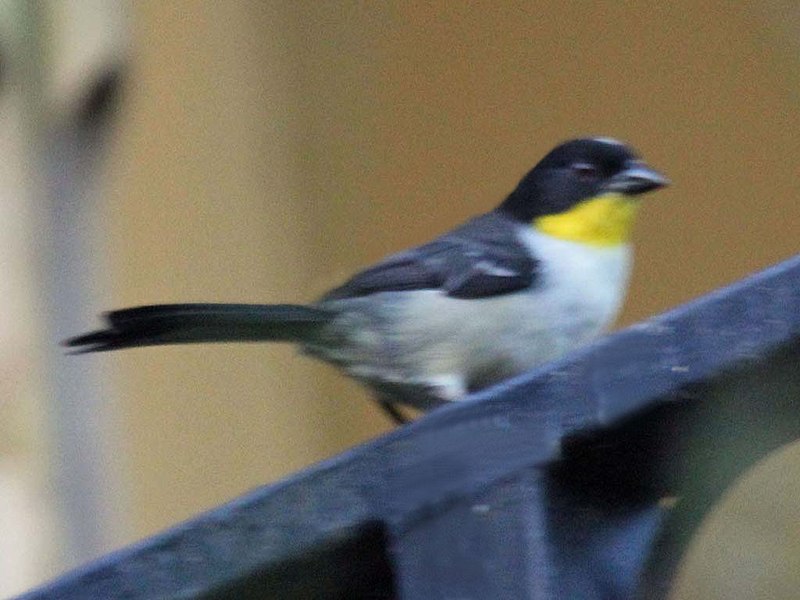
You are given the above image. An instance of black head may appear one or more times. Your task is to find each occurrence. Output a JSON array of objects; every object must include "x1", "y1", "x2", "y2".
[{"x1": 498, "y1": 138, "x2": 669, "y2": 222}]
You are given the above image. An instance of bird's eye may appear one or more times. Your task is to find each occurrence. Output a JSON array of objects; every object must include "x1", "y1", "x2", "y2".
[{"x1": 570, "y1": 162, "x2": 599, "y2": 179}]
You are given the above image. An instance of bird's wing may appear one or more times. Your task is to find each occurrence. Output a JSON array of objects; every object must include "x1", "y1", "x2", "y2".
[{"x1": 321, "y1": 213, "x2": 539, "y2": 301}]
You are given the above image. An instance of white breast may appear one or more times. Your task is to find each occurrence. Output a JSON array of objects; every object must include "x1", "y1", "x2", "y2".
[{"x1": 517, "y1": 227, "x2": 632, "y2": 340}]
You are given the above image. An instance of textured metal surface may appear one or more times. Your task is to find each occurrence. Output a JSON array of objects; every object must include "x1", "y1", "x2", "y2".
[{"x1": 16, "y1": 253, "x2": 800, "y2": 599}]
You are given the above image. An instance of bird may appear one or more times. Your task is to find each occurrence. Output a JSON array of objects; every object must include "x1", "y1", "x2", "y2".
[{"x1": 66, "y1": 137, "x2": 668, "y2": 423}]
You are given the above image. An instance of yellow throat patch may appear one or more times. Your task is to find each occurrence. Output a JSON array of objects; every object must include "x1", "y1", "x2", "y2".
[{"x1": 533, "y1": 193, "x2": 638, "y2": 246}]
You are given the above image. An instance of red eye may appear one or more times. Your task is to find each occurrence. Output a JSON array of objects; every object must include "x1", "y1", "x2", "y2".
[{"x1": 570, "y1": 162, "x2": 598, "y2": 179}]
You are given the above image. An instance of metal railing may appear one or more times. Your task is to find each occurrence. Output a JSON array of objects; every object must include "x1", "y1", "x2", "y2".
[{"x1": 17, "y1": 253, "x2": 800, "y2": 599}]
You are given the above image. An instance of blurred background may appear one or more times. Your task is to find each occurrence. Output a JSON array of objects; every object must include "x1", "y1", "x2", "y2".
[{"x1": 1, "y1": 1, "x2": 800, "y2": 598}]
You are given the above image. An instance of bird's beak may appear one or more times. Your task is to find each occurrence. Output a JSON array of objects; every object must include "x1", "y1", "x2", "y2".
[{"x1": 604, "y1": 163, "x2": 670, "y2": 196}]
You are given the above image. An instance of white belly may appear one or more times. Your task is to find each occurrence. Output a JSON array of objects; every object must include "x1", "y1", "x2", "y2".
[{"x1": 311, "y1": 230, "x2": 631, "y2": 404}]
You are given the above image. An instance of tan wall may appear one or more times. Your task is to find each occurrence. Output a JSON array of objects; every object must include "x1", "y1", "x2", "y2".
[{"x1": 100, "y1": 2, "x2": 800, "y2": 598}]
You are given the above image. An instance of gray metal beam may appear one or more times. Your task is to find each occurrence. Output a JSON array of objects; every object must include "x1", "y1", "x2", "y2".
[{"x1": 16, "y1": 253, "x2": 800, "y2": 599}]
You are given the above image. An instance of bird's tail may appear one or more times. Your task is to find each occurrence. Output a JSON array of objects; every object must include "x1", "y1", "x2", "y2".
[{"x1": 64, "y1": 303, "x2": 334, "y2": 353}]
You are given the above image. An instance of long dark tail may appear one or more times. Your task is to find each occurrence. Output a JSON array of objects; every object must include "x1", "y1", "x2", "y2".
[{"x1": 64, "y1": 303, "x2": 334, "y2": 353}]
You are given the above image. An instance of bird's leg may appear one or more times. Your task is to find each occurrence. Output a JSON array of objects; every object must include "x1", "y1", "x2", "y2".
[{"x1": 376, "y1": 398, "x2": 411, "y2": 425}]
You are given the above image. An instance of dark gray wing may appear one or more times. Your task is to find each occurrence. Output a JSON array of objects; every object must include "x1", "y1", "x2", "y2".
[{"x1": 321, "y1": 212, "x2": 539, "y2": 301}]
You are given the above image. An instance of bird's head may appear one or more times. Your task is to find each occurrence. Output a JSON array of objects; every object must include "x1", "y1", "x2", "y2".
[{"x1": 498, "y1": 137, "x2": 669, "y2": 246}]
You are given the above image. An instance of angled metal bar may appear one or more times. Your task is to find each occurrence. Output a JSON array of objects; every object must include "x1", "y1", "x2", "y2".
[{"x1": 15, "y1": 253, "x2": 800, "y2": 599}]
